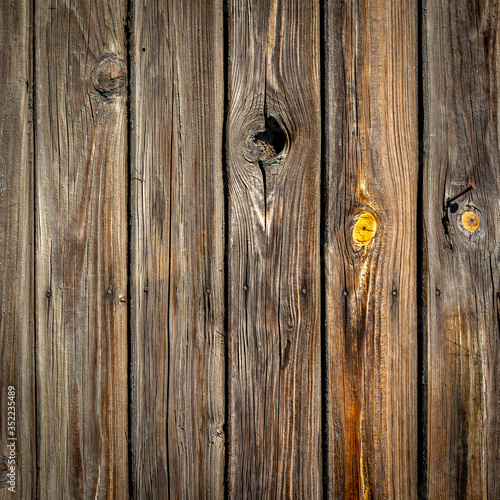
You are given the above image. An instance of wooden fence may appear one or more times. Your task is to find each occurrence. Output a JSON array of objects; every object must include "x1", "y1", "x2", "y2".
[{"x1": 0, "y1": 0, "x2": 499, "y2": 498}]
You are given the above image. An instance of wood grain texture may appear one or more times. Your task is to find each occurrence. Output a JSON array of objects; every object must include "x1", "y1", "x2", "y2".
[
  {"x1": 35, "y1": 1, "x2": 128, "y2": 498},
  {"x1": 0, "y1": 0, "x2": 34, "y2": 497},
  {"x1": 130, "y1": 1, "x2": 225, "y2": 498},
  {"x1": 424, "y1": 0, "x2": 500, "y2": 496},
  {"x1": 324, "y1": 0, "x2": 418, "y2": 497},
  {"x1": 227, "y1": 0, "x2": 322, "y2": 496}
]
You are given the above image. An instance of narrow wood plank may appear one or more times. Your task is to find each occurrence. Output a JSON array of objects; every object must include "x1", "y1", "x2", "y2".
[
  {"x1": 130, "y1": 1, "x2": 225, "y2": 497},
  {"x1": 324, "y1": 0, "x2": 418, "y2": 497},
  {"x1": 227, "y1": 0, "x2": 322, "y2": 496},
  {"x1": 0, "y1": 0, "x2": 34, "y2": 497},
  {"x1": 35, "y1": 1, "x2": 128, "y2": 497},
  {"x1": 424, "y1": 0, "x2": 500, "y2": 496}
]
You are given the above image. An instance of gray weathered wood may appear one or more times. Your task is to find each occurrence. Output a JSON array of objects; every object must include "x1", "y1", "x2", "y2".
[
  {"x1": 35, "y1": 1, "x2": 128, "y2": 497},
  {"x1": 324, "y1": 0, "x2": 418, "y2": 497},
  {"x1": 424, "y1": 0, "x2": 500, "y2": 496},
  {"x1": 0, "y1": 0, "x2": 34, "y2": 497},
  {"x1": 130, "y1": 0, "x2": 225, "y2": 497},
  {"x1": 227, "y1": 0, "x2": 322, "y2": 496}
]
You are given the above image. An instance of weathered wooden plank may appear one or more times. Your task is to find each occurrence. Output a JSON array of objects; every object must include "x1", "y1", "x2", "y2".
[
  {"x1": 227, "y1": 0, "x2": 322, "y2": 496},
  {"x1": 130, "y1": 1, "x2": 225, "y2": 497},
  {"x1": 324, "y1": 0, "x2": 418, "y2": 497},
  {"x1": 35, "y1": 1, "x2": 128, "y2": 497},
  {"x1": 0, "y1": 0, "x2": 34, "y2": 497},
  {"x1": 424, "y1": 0, "x2": 500, "y2": 496}
]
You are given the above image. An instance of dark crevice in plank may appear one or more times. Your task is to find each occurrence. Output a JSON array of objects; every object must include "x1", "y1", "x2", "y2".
[
  {"x1": 417, "y1": 0, "x2": 428, "y2": 498},
  {"x1": 125, "y1": 0, "x2": 133, "y2": 498},
  {"x1": 222, "y1": 0, "x2": 230, "y2": 498},
  {"x1": 33, "y1": 0, "x2": 40, "y2": 497},
  {"x1": 320, "y1": 0, "x2": 329, "y2": 497}
]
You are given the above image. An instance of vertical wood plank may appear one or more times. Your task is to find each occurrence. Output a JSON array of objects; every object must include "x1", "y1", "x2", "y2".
[
  {"x1": 35, "y1": 1, "x2": 128, "y2": 498},
  {"x1": 0, "y1": 0, "x2": 34, "y2": 497},
  {"x1": 324, "y1": 0, "x2": 418, "y2": 497},
  {"x1": 227, "y1": 0, "x2": 322, "y2": 496},
  {"x1": 130, "y1": 0, "x2": 225, "y2": 497},
  {"x1": 424, "y1": 0, "x2": 500, "y2": 496}
]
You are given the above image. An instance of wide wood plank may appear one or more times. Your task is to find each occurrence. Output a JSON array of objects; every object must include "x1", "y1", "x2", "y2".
[
  {"x1": 130, "y1": 1, "x2": 225, "y2": 497},
  {"x1": 35, "y1": 1, "x2": 128, "y2": 497},
  {"x1": 0, "y1": 0, "x2": 34, "y2": 497},
  {"x1": 424, "y1": 0, "x2": 500, "y2": 496},
  {"x1": 227, "y1": 0, "x2": 322, "y2": 496},
  {"x1": 324, "y1": 0, "x2": 418, "y2": 497}
]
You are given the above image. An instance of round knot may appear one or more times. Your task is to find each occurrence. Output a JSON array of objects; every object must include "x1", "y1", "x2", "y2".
[
  {"x1": 462, "y1": 211, "x2": 480, "y2": 232},
  {"x1": 353, "y1": 212, "x2": 377, "y2": 246},
  {"x1": 93, "y1": 55, "x2": 126, "y2": 98}
]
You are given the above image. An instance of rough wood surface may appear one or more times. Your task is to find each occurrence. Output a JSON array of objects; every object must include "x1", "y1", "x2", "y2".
[
  {"x1": 0, "y1": 0, "x2": 34, "y2": 497},
  {"x1": 324, "y1": 0, "x2": 418, "y2": 497},
  {"x1": 424, "y1": 0, "x2": 500, "y2": 496},
  {"x1": 130, "y1": 1, "x2": 225, "y2": 498},
  {"x1": 227, "y1": 0, "x2": 322, "y2": 496},
  {"x1": 35, "y1": 1, "x2": 128, "y2": 497}
]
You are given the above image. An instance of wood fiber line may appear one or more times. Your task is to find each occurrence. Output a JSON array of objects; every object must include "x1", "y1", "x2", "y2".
[
  {"x1": 0, "y1": 0, "x2": 34, "y2": 497},
  {"x1": 424, "y1": 0, "x2": 500, "y2": 496},
  {"x1": 130, "y1": 0, "x2": 225, "y2": 498},
  {"x1": 227, "y1": 0, "x2": 322, "y2": 497},
  {"x1": 324, "y1": 0, "x2": 418, "y2": 497},
  {"x1": 35, "y1": 1, "x2": 128, "y2": 497}
]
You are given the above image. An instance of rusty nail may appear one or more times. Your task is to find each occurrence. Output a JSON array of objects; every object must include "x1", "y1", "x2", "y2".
[
  {"x1": 46, "y1": 290, "x2": 51, "y2": 298},
  {"x1": 447, "y1": 183, "x2": 476, "y2": 207},
  {"x1": 144, "y1": 287, "x2": 149, "y2": 293}
]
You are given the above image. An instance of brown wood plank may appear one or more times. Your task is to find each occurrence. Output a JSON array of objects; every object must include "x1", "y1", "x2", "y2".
[
  {"x1": 130, "y1": 1, "x2": 225, "y2": 497},
  {"x1": 424, "y1": 0, "x2": 500, "y2": 496},
  {"x1": 34, "y1": 1, "x2": 128, "y2": 497},
  {"x1": 0, "y1": 0, "x2": 34, "y2": 497},
  {"x1": 227, "y1": 0, "x2": 322, "y2": 496},
  {"x1": 324, "y1": 0, "x2": 418, "y2": 497}
]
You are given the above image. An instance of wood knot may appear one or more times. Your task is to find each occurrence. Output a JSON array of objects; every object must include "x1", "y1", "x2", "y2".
[
  {"x1": 93, "y1": 54, "x2": 126, "y2": 99},
  {"x1": 244, "y1": 116, "x2": 287, "y2": 162},
  {"x1": 461, "y1": 211, "x2": 480, "y2": 232},
  {"x1": 353, "y1": 212, "x2": 377, "y2": 246}
]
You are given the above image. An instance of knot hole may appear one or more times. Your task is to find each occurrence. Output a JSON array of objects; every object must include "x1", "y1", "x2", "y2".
[{"x1": 246, "y1": 116, "x2": 287, "y2": 162}]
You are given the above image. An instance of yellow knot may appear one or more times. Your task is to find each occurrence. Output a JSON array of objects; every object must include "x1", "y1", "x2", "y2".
[
  {"x1": 462, "y1": 211, "x2": 480, "y2": 232},
  {"x1": 353, "y1": 212, "x2": 377, "y2": 246}
]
